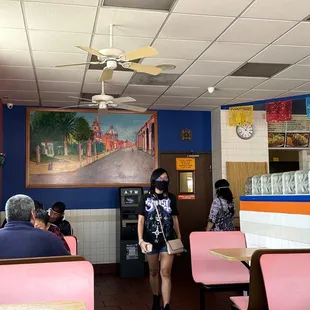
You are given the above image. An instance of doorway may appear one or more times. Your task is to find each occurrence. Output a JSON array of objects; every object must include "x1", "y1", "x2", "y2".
[{"x1": 159, "y1": 153, "x2": 213, "y2": 250}]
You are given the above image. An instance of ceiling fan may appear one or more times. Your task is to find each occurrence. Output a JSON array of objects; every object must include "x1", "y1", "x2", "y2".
[
  {"x1": 58, "y1": 82, "x2": 147, "y2": 114},
  {"x1": 55, "y1": 24, "x2": 172, "y2": 81}
]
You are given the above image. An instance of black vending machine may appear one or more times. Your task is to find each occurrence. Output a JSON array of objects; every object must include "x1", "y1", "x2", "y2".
[{"x1": 119, "y1": 187, "x2": 145, "y2": 278}]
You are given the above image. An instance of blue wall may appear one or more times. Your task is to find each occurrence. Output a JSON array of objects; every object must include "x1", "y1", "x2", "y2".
[{"x1": 2, "y1": 106, "x2": 211, "y2": 210}]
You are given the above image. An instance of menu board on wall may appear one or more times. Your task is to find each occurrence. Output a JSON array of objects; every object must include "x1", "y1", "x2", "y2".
[{"x1": 268, "y1": 115, "x2": 310, "y2": 148}]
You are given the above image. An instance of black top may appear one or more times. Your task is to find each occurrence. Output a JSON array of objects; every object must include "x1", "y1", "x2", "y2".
[
  {"x1": 52, "y1": 218, "x2": 72, "y2": 236},
  {"x1": 136, "y1": 192, "x2": 179, "y2": 249}
]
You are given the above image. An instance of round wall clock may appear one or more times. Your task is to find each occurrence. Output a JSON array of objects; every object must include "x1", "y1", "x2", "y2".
[{"x1": 236, "y1": 125, "x2": 254, "y2": 140}]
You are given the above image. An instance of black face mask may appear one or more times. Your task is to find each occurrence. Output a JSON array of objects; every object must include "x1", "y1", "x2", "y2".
[{"x1": 155, "y1": 180, "x2": 169, "y2": 192}]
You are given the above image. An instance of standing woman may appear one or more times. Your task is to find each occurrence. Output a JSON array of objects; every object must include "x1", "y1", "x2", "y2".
[
  {"x1": 206, "y1": 179, "x2": 235, "y2": 231},
  {"x1": 136, "y1": 168, "x2": 181, "y2": 310}
]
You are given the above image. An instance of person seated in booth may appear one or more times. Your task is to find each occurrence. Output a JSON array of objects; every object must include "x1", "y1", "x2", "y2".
[
  {"x1": 0, "y1": 194, "x2": 70, "y2": 259},
  {"x1": 1, "y1": 199, "x2": 44, "y2": 228},
  {"x1": 35, "y1": 210, "x2": 70, "y2": 253},
  {"x1": 48, "y1": 201, "x2": 72, "y2": 236}
]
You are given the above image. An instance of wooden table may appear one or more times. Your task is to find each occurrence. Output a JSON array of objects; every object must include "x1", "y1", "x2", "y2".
[
  {"x1": 209, "y1": 248, "x2": 262, "y2": 269},
  {"x1": 0, "y1": 301, "x2": 86, "y2": 310}
]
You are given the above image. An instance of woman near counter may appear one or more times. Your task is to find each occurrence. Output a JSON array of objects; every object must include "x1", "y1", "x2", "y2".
[{"x1": 206, "y1": 179, "x2": 235, "y2": 232}]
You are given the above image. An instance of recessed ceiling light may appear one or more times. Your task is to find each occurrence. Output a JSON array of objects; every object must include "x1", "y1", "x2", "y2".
[{"x1": 156, "y1": 64, "x2": 176, "y2": 71}]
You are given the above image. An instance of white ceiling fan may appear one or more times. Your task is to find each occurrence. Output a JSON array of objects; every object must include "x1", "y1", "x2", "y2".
[
  {"x1": 55, "y1": 24, "x2": 172, "y2": 81},
  {"x1": 58, "y1": 82, "x2": 147, "y2": 114}
]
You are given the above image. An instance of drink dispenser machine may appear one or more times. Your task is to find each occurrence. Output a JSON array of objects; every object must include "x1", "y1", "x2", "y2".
[{"x1": 119, "y1": 187, "x2": 145, "y2": 278}]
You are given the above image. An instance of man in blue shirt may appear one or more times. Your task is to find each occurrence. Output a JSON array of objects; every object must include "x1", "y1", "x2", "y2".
[{"x1": 0, "y1": 194, "x2": 70, "y2": 259}]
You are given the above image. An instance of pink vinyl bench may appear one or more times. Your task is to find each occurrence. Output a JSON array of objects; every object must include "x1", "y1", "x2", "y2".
[
  {"x1": 190, "y1": 232, "x2": 249, "y2": 310},
  {"x1": 0, "y1": 256, "x2": 94, "y2": 309},
  {"x1": 64, "y1": 236, "x2": 78, "y2": 255},
  {"x1": 260, "y1": 253, "x2": 310, "y2": 310}
]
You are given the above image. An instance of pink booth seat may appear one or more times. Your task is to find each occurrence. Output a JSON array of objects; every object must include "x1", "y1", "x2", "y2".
[
  {"x1": 261, "y1": 253, "x2": 310, "y2": 310},
  {"x1": 190, "y1": 232, "x2": 249, "y2": 310},
  {"x1": 64, "y1": 236, "x2": 78, "y2": 255},
  {"x1": 230, "y1": 296, "x2": 249, "y2": 310},
  {"x1": 0, "y1": 259, "x2": 94, "y2": 309}
]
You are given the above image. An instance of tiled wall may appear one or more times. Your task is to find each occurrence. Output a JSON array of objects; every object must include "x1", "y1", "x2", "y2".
[
  {"x1": 1, "y1": 209, "x2": 121, "y2": 264},
  {"x1": 240, "y1": 210, "x2": 310, "y2": 249}
]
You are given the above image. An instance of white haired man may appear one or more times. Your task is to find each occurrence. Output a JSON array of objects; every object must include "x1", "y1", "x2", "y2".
[{"x1": 0, "y1": 194, "x2": 69, "y2": 258}]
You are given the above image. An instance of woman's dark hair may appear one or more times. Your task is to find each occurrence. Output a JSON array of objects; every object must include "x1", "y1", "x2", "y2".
[
  {"x1": 35, "y1": 209, "x2": 50, "y2": 225},
  {"x1": 215, "y1": 179, "x2": 234, "y2": 204},
  {"x1": 150, "y1": 168, "x2": 169, "y2": 194},
  {"x1": 33, "y1": 200, "x2": 44, "y2": 211}
]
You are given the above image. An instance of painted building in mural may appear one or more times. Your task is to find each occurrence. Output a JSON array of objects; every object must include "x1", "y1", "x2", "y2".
[{"x1": 136, "y1": 115, "x2": 155, "y2": 156}]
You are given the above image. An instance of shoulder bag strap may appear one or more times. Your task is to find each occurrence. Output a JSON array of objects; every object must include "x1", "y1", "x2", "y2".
[{"x1": 154, "y1": 201, "x2": 168, "y2": 244}]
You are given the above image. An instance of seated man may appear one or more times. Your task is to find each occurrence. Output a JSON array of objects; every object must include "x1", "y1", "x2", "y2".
[
  {"x1": 49, "y1": 201, "x2": 72, "y2": 236},
  {"x1": 0, "y1": 194, "x2": 70, "y2": 259}
]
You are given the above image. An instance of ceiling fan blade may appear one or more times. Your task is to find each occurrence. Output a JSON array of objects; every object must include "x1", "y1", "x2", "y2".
[
  {"x1": 115, "y1": 103, "x2": 147, "y2": 113},
  {"x1": 99, "y1": 69, "x2": 113, "y2": 82},
  {"x1": 122, "y1": 46, "x2": 158, "y2": 61},
  {"x1": 76, "y1": 46, "x2": 103, "y2": 57},
  {"x1": 112, "y1": 97, "x2": 136, "y2": 104},
  {"x1": 68, "y1": 96, "x2": 93, "y2": 102},
  {"x1": 55, "y1": 62, "x2": 99, "y2": 68},
  {"x1": 127, "y1": 63, "x2": 162, "y2": 76}
]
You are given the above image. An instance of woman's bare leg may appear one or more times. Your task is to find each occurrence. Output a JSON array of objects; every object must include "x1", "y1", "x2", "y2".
[{"x1": 160, "y1": 252, "x2": 174, "y2": 307}]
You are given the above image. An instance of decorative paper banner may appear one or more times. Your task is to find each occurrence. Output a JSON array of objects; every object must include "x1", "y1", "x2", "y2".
[
  {"x1": 306, "y1": 97, "x2": 310, "y2": 119},
  {"x1": 228, "y1": 105, "x2": 253, "y2": 126},
  {"x1": 266, "y1": 100, "x2": 292, "y2": 123}
]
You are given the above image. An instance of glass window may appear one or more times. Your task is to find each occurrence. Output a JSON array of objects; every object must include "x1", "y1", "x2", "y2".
[{"x1": 179, "y1": 171, "x2": 194, "y2": 193}]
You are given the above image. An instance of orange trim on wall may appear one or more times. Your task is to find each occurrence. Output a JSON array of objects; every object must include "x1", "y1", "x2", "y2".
[{"x1": 240, "y1": 201, "x2": 310, "y2": 215}]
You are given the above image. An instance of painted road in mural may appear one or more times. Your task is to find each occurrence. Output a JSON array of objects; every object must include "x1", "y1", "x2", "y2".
[{"x1": 29, "y1": 148, "x2": 154, "y2": 185}]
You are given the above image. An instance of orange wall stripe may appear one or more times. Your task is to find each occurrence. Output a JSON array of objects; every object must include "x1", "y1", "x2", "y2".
[{"x1": 240, "y1": 201, "x2": 310, "y2": 215}]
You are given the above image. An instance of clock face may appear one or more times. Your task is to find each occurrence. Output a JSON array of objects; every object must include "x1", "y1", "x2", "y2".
[{"x1": 236, "y1": 125, "x2": 254, "y2": 140}]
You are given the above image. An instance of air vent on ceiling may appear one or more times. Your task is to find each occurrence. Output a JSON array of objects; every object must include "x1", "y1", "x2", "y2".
[
  {"x1": 130, "y1": 73, "x2": 181, "y2": 86},
  {"x1": 101, "y1": 0, "x2": 175, "y2": 11},
  {"x1": 231, "y1": 63, "x2": 290, "y2": 78}
]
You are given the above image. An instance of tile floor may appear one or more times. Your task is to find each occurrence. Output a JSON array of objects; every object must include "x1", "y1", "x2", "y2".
[{"x1": 94, "y1": 257, "x2": 240, "y2": 309}]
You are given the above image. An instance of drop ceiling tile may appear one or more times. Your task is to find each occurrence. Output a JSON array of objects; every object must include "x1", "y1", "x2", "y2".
[
  {"x1": 0, "y1": 80, "x2": 37, "y2": 91},
  {"x1": 199, "y1": 42, "x2": 266, "y2": 62},
  {"x1": 275, "y1": 23, "x2": 310, "y2": 46},
  {"x1": 129, "y1": 73, "x2": 180, "y2": 86},
  {"x1": 183, "y1": 105, "x2": 216, "y2": 111},
  {"x1": 41, "y1": 100, "x2": 79, "y2": 107},
  {"x1": 83, "y1": 83, "x2": 126, "y2": 94},
  {"x1": 123, "y1": 85, "x2": 169, "y2": 96},
  {"x1": 203, "y1": 89, "x2": 247, "y2": 99},
  {"x1": 29, "y1": 30, "x2": 92, "y2": 53},
  {"x1": 174, "y1": 75, "x2": 223, "y2": 88},
  {"x1": 216, "y1": 76, "x2": 267, "y2": 89},
  {"x1": 36, "y1": 68, "x2": 84, "y2": 82},
  {"x1": 0, "y1": 90, "x2": 39, "y2": 101},
  {"x1": 186, "y1": 61, "x2": 242, "y2": 76},
  {"x1": 250, "y1": 45, "x2": 310, "y2": 64},
  {"x1": 0, "y1": 1, "x2": 24, "y2": 28},
  {"x1": 174, "y1": 0, "x2": 253, "y2": 16},
  {"x1": 0, "y1": 50, "x2": 32, "y2": 67},
  {"x1": 152, "y1": 39, "x2": 211, "y2": 60},
  {"x1": 40, "y1": 92, "x2": 79, "y2": 101},
  {"x1": 255, "y1": 79, "x2": 308, "y2": 91},
  {"x1": 127, "y1": 102, "x2": 152, "y2": 108},
  {"x1": 2, "y1": 100, "x2": 39, "y2": 106},
  {"x1": 91, "y1": 35, "x2": 152, "y2": 53},
  {"x1": 242, "y1": 0, "x2": 310, "y2": 21},
  {"x1": 82, "y1": 83, "x2": 101, "y2": 93},
  {"x1": 96, "y1": 8, "x2": 168, "y2": 37},
  {"x1": 131, "y1": 95, "x2": 158, "y2": 105},
  {"x1": 274, "y1": 65, "x2": 310, "y2": 80},
  {"x1": 218, "y1": 18, "x2": 296, "y2": 44},
  {"x1": 85, "y1": 71, "x2": 133, "y2": 84},
  {"x1": 165, "y1": 86, "x2": 206, "y2": 97},
  {"x1": 103, "y1": 0, "x2": 175, "y2": 10},
  {"x1": 293, "y1": 82, "x2": 310, "y2": 92},
  {"x1": 0, "y1": 29, "x2": 29, "y2": 50},
  {"x1": 153, "y1": 96, "x2": 195, "y2": 106},
  {"x1": 239, "y1": 89, "x2": 285, "y2": 99},
  {"x1": 279, "y1": 90, "x2": 310, "y2": 97},
  {"x1": 39, "y1": 81, "x2": 81, "y2": 92},
  {"x1": 24, "y1": 2, "x2": 97, "y2": 33},
  {"x1": 141, "y1": 58, "x2": 192, "y2": 74},
  {"x1": 25, "y1": 0, "x2": 98, "y2": 5},
  {"x1": 0, "y1": 66, "x2": 35, "y2": 80},
  {"x1": 298, "y1": 55, "x2": 310, "y2": 65},
  {"x1": 158, "y1": 14, "x2": 234, "y2": 41},
  {"x1": 190, "y1": 97, "x2": 231, "y2": 105},
  {"x1": 228, "y1": 98, "x2": 258, "y2": 104},
  {"x1": 232, "y1": 63, "x2": 290, "y2": 78},
  {"x1": 152, "y1": 105, "x2": 184, "y2": 110},
  {"x1": 32, "y1": 51, "x2": 88, "y2": 69}
]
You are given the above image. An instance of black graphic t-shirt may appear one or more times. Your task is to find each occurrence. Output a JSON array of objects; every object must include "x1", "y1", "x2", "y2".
[{"x1": 136, "y1": 192, "x2": 179, "y2": 250}]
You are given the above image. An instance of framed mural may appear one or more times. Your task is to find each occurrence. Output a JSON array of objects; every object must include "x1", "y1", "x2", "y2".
[{"x1": 26, "y1": 108, "x2": 158, "y2": 188}]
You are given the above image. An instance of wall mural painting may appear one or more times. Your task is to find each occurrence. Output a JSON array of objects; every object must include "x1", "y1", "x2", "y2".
[{"x1": 26, "y1": 108, "x2": 158, "y2": 188}]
